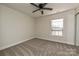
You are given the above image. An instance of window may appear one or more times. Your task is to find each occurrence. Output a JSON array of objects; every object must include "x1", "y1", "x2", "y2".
[{"x1": 51, "y1": 18, "x2": 64, "y2": 36}]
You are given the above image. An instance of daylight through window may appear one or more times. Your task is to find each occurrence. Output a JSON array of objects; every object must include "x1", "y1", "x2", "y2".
[{"x1": 51, "y1": 19, "x2": 64, "y2": 36}]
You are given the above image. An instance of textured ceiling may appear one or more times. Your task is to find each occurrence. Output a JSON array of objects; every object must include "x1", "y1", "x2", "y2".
[{"x1": 2, "y1": 3, "x2": 79, "y2": 18}]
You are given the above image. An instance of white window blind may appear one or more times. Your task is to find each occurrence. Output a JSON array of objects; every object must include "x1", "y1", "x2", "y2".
[{"x1": 51, "y1": 19, "x2": 64, "y2": 36}]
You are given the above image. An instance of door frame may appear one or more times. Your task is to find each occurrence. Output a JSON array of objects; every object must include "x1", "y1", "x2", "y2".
[{"x1": 74, "y1": 12, "x2": 79, "y2": 46}]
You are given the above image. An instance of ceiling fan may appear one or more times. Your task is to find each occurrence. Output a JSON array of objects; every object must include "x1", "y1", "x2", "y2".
[{"x1": 30, "y1": 3, "x2": 53, "y2": 15}]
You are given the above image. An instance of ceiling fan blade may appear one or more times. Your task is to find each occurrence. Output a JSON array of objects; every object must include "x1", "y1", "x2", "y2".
[
  {"x1": 43, "y1": 8, "x2": 53, "y2": 10},
  {"x1": 32, "y1": 9, "x2": 41, "y2": 13},
  {"x1": 43, "y1": 3, "x2": 47, "y2": 7},
  {"x1": 41, "y1": 11, "x2": 44, "y2": 14},
  {"x1": 30, "y1": 3, "x2": 39, "y2": 8}
]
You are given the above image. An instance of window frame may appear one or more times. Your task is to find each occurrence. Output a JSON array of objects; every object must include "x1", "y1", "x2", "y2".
[{"x1": 50, "y1": 18, "x2": 64, "y2": 36}]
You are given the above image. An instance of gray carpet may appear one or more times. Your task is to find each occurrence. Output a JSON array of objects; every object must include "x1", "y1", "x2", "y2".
[{"x1": 0, "y1": 38, "x2": 79, "y2": 56}]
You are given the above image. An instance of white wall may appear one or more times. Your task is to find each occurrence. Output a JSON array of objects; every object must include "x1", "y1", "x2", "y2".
[
  {"x1": 35, "y1": 10, "x2": 75, "y2": 45},
  {"x1": 0, "y1": 5, "x2": 76, "y2": 50},
  {"x1": 0, "y1": 5, "x2": 35, "y2": 50}
]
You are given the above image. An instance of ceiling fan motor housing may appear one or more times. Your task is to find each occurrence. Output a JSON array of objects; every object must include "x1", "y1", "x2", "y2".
[{"x1": 39, "y1": 4, "x2": 44, "y2": 9}]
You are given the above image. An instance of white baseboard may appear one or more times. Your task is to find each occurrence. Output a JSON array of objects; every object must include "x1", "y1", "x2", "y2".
[
  {"x1": 0, "y1": 37, "x2": 34, "y2": 50},
  {"x1": 0, "y1": 37, "x2": 74, "y2": 51},
  {"x1": 36, "y1": 37, "x2": 74, "y2": 46}
]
